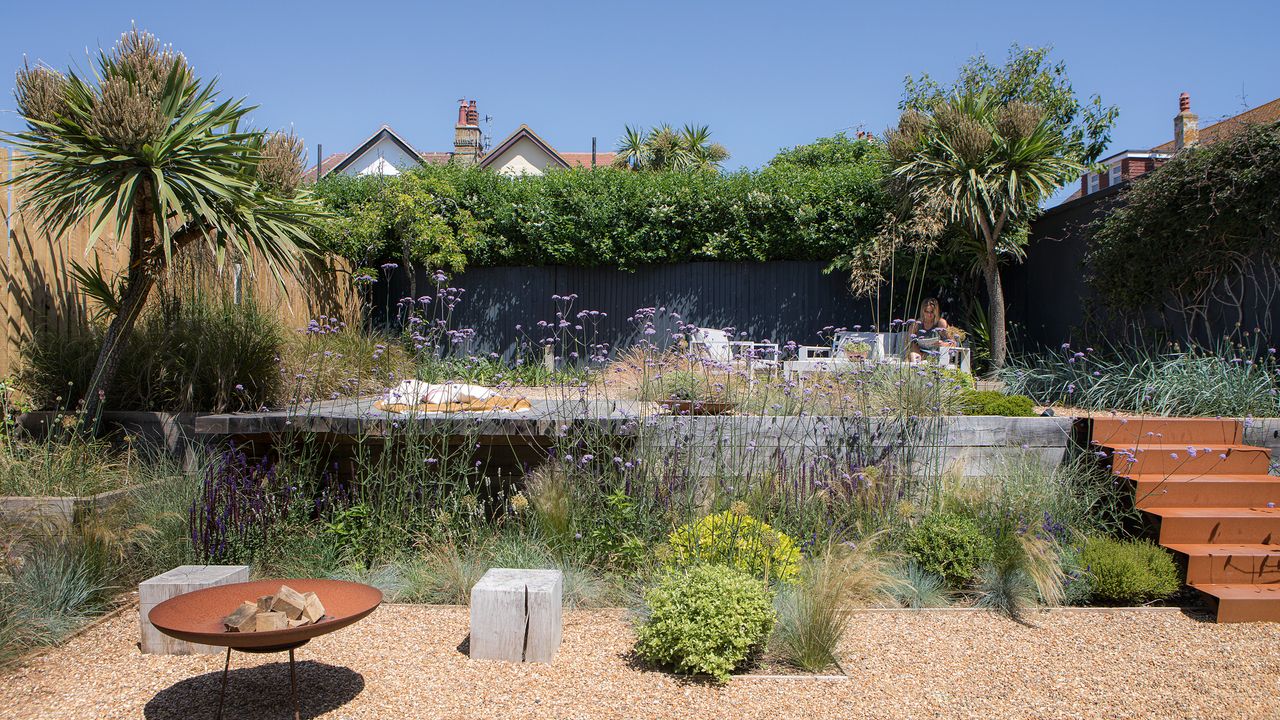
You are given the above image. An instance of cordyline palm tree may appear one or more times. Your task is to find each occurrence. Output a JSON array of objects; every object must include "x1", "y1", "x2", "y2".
[
  {"x1": 5, "y1": 29, "x2": 323, "y2": 423},
  {"x1": 886, "y1": 92, "x2": 1083, "y2": 370},
  {"x1": 613, "y1": 124, "x2": 729, "y2": 171}
]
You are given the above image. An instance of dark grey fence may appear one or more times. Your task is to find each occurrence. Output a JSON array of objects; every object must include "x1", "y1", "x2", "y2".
[
  {"x1": 1007, "y1": 184, "x2": 1280, "y2": 349},
  {"x1": 380, "y1": 261, "x2": 875, "y2": 356}
]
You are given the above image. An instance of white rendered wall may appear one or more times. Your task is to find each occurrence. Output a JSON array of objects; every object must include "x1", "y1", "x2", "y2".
[{"x1": 341, "y1": 135, "x2": 421, "y2": 176}]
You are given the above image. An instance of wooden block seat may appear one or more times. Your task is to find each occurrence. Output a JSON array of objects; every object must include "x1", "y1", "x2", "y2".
[
  {"x1": 469, "y1": 568, "x2": 562, "y2": 663},
  {"x1": 139, "y1": 565, "x2": 250, "y2": 654}
]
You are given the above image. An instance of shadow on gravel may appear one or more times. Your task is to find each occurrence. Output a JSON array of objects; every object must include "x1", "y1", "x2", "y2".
[{"x1": 144, "y1": 660, "x2": 364, "y2": 720}]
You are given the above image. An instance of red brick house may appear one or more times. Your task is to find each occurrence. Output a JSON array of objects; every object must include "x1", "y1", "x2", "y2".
[{"x1": 1069, "y1": 92, "x2": 1280, "y2": 201}]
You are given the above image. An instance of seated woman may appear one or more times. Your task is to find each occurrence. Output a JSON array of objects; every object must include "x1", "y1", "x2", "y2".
[{"x1": 905, "y1": 297, "x2": 953, "y2": 363}]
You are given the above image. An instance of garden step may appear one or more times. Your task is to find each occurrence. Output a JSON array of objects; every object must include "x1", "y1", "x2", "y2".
[
  {"x1": 1090, "y1": 417, "x2": 1241, "y2": 446},
  {"x1": 1101, "y1": 444, "x2": 1271, "y2": 476},
  {"x1": 1147, "y1": 507, "x2": 1280, "y2": 544},
  {"x1": 1165, "y1": 543, "x2": 1280, "y2": 584},
  {"x1": 1131, "y1": 475, "x2": 1280, "y2": 509},
  {"x1": 1190, "y1": 583, "x2": 1280, "y2": 623}
]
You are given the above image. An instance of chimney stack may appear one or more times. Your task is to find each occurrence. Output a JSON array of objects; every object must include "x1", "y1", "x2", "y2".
[
  {"x1": 1174, "y1": 92, "x2": 1199, "y2": 152},
  {"x1": 454, "y1": 98, "x2": 483, "y2": 165}
]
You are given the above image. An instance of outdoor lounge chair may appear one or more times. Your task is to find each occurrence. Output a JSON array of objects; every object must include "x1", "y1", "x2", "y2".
[{"x1": 689, "y1": 327, "x2": 780, "y2": 376}]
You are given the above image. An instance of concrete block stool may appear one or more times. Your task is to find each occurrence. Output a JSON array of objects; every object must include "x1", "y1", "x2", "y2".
[
  {"x1": 140, "y1": 565, "x2": 250, "y2": 654},
  {"x1": 469, "y1": 568, "x2": 562, "y2": 663}
]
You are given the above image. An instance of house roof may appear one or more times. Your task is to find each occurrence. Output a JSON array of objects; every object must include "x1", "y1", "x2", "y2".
[
  {"x1": 560, "y1": 151, "x2": 618, "y2": 168},
  {"x1": 304, "y1": 152, "x2": 350, "y2": 182},
  {"x1": 307, "y1": 120, "x2": 615, "y2": 181},
  {"x1": 479, "y1": 125, "x2": 572, "y2": 171},
  {"x1": 1151, "y1": 96, "x2": 1280, "y2": 153},
  {"x1": 325, "y1": 125, "x2": 424, "y2": 177}
]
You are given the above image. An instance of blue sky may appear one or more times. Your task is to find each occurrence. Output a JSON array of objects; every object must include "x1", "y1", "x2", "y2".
[{"x1": 3, "y1": 0, "x2": 1278, "y2": 186}]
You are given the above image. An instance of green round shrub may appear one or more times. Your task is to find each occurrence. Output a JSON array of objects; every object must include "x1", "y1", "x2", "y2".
[
  {"x1": 667, "y1": 509, "x2": 801, "y2": 583},
  {"x1": 959, "y1": 389, "x2": 1037, "y2": 417},
  {"x1": 634, "y1": 564, "x2": 776, "y2": 682},
  {"x1": 903, "y1": 513, "x2": 994, "y2": 587},
  {"x1": 1080, "y1": 537, "x2": 1180, "y2": 604}
]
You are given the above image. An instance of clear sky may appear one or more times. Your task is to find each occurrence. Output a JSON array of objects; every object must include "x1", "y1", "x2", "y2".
[{"x1": 3, "y1": 0, "x2": 1278, "y2": 185}]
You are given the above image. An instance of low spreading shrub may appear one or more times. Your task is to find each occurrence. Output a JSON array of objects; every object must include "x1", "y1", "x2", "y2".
[
  {"x1": 634, "y1": 564, "x2": 775, "y2": 682},
  {"x1": 959, "y1": 389, "x2": 1036, "y2": 417},
  {"x1": 667, "y1": 508, "x2": 801, "y2": 584},
  {"x1": 903, "y1": 512, "x2": 993, "y2": 587},
  {"x1": 1080, "y1": 537, "x2": 1180, "y2": 604}
]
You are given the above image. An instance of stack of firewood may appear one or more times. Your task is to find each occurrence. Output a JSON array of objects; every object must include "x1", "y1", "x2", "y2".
[{"x1": 222, "y1": 585, "x2": 326, "y2": 632}]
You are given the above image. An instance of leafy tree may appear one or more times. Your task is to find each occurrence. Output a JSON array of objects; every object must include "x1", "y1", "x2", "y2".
[
  {"x1": 882, "y1": 92, "x2": 1084, "y2": 370},
  {"x1": 613, "y1": 124, "x2": 730, "y2": 171},
  {"x1": 769, "y1": 132, "x2": 880, "y2": 169},
  {"x1": 4, "y1": 29, "x2": 322, "y2": 421},
  {"x1": 1086, "y1": 120, "x2": 1280, "y2": 340},
  {"x1": 901, "y1": 44, "x2": 1118, "y2": 166},
  {"x1": 318, "y1": 169, "x2": 481, "y2": 297},
  {"x1": 844, "y1": 47, "x2": 1107, "y2": 370}
]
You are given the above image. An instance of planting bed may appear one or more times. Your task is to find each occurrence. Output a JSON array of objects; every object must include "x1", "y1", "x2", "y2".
[{"x1": 3, "y1": 605, "x2": 1279, "y2": 719}]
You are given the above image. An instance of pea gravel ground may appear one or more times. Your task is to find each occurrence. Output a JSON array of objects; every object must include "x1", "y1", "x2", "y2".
[{"x1": 2, "y1": 605, "x2": 1278, "y2": 720}]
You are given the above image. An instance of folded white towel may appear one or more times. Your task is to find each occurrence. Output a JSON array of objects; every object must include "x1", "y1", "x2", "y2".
[{"x1": 384, "y1": 380, "x2": 496, "y2": 406}]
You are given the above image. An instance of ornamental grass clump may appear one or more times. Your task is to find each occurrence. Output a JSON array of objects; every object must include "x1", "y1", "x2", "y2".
[
  {"x1": 634, "y1": 564, "x2": 775, "y2": 682},
  {"x1": 667, "y1": 507, "x2": 801, "y2": 584},
  {"x1": 771, "y1": 538, "x2": 899, "y2": 671}
]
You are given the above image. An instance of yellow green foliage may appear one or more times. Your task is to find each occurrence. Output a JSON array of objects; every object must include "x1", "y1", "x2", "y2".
[{"x1": 667, "y1": 509, "x2": 801, "y2": 584}]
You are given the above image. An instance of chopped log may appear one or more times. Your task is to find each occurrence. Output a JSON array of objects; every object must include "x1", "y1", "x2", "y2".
[
  {"x1": 254, "y1": 611, "x2": 288, "y2": 632},
  {"x1": 301, "y1": 592, "x2": 325, "y2": 623},
  {"x1": 222, "y1": 602, "x2": 260, "y2": 632},
  {"x1": 256, "y1": 595, "x2": 273, "y2": 612},
  {"x1": 269, "y1": 585, "x2": 307, "y2": 621}
]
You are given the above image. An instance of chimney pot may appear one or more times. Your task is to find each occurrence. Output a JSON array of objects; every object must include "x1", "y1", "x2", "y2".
[{"x1": 1174, "y1": 92, "x2": 1199, "y2": 152}]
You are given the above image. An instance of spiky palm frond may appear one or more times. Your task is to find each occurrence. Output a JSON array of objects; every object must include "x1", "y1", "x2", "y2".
[
  {"x1": 4, "y1": 28, "x2": 321, "y2": 282},
  {"x1": 612, "y1": 123, "x2": 729, "y2": 172}
]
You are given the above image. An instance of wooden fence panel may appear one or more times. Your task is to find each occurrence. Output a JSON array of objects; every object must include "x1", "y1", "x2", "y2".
[{"x1": 0, "y1": 147, "x2": 358, "y2": 376}]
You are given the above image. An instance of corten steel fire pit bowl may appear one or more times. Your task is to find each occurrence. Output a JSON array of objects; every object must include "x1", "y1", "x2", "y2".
[{"x1": 148, "y1": 578, "x2": 381, "y2": 720}]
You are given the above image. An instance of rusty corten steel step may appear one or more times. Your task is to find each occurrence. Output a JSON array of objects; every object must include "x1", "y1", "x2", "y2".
[
  {"x1": 1164, "y1": 543, "x2": 1280, "y2": 584},
  {"x1": 1131, "y1": 474, "x2": 1280, "y2": 509},
  {"x1": 1100, "y1": 444, "x2": 1271, "y2": 477},
  {"x1": 1146, "y1": 507, "x2": 1280, "y2": 545},
  {"x1": 1090, "y1": 417, "x2": 1242, "y2": 446},
  {"x1": 1096, "y1": 416, "x2": 1280, "y2": 622},
  {"x1": 1190, "y1": 583, "x2": 1280, "y2": 623}
]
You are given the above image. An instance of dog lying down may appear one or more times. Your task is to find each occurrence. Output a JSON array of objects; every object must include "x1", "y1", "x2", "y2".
[{"x1": 374, "y1": 380, "x2": 533, "y2": 413}]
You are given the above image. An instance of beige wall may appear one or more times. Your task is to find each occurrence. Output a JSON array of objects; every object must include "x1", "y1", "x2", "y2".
[
  {"x1": 0, "y1": 147, "x2": 359, "y2": 376},
  {"x1": 487, "y1": 136, "x2": 563, "y2": 176}
]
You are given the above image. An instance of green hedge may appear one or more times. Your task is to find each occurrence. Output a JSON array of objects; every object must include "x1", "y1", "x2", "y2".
[{"x1": 313, "y1": 136, "x2": 888, "y2": 271}]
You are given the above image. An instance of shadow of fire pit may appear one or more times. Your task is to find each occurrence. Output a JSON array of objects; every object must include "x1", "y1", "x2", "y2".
[{"x1": 143, "y1": 660, "x2": 364, "y2": 720}]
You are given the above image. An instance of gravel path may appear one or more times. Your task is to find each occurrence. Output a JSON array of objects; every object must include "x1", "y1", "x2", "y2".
[{"x1": 2, "y1": 605, "x2": 1278, "y2": 719}]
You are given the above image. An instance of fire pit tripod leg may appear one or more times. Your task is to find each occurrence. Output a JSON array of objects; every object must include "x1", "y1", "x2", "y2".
[
  {"x1": 213, "y1": 645, "x2": 302, "y2": 720},
  {"x1": 216, "y1": 647, "x2": 231, "y2": 720},
  {"x1": 289, "y1": 648, "x2": 299, "y2": 720}
]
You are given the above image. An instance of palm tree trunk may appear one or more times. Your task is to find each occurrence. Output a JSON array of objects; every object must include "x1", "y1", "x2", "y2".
[
  {"x1": 80, "y1": 178, "x2": 157, "y2": 427},
  {"x1": 985, "y1": 252, "x2": 1008, "y2": 373}
]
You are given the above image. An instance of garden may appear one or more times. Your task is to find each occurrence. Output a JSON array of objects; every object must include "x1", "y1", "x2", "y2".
[{"x1": 1, "y1": 29, "x2": 1279, "y2": 720}]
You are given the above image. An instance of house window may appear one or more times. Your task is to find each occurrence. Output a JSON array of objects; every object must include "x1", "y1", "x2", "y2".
[
  {"x1": 1108, "y1": 164, "x2": 1122, "y2": 187},
  {"x1": 1087, "y1": 173, "x2": 1099, "y2": 193}
]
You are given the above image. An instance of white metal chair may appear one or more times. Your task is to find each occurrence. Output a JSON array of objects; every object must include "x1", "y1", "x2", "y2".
[{"x1": 690, "y1": 328, "x2": 780, "y2": 375}]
